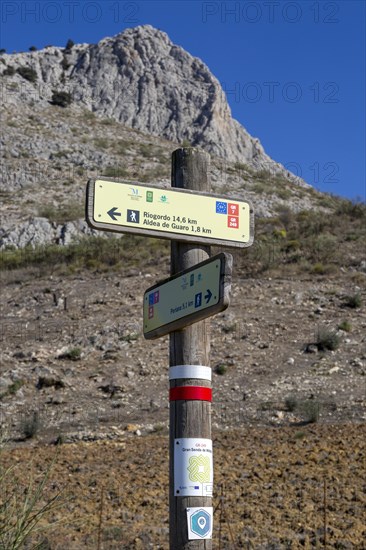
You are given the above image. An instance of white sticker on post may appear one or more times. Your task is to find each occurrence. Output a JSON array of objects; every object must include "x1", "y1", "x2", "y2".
[
  {"x1": 169, "y1": 365, "x2": 211, "y2": 381},
  {"x1": 174, "y1": 438, "x2": 213, "y2": 497},
  {"x1": 187, "y1": 507, "x2": 213, "y2": 540}
]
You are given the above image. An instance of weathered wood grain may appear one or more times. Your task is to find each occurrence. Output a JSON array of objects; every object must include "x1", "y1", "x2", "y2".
[{"x1": 169, "y1": 148, "x2": 212, "y2": 549}]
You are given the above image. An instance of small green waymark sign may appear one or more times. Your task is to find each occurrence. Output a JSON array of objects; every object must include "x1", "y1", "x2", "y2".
[{"x1": 143, "y1": 253, "x2": 232, "y2": 339}]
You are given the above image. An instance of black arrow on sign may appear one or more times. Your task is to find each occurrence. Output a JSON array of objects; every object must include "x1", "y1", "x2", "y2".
[
  {"x1": 204, "y1": 289, "x2": 212, "y2": 304},
  {"x1": 107, "y1": 207, "x2": 121, "y2": 221}
]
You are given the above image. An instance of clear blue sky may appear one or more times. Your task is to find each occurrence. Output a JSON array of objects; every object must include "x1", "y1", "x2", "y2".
[{"x1": 1, "y1": 0, "x2": 365, "y2": 200}]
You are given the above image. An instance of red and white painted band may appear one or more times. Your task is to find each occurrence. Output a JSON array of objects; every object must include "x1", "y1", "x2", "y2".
[
  {"x1": 169, "y1": 365, "x2": 211, "y2": 381},
  {"x1": 170, "y1": 386, "x2": 212, "y2": 402}
]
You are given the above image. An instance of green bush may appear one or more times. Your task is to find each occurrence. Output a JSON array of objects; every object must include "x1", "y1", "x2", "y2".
[
  {"x1": 0, "y1": 437, "x2": 65, "y2": 548},
  {"x1": 21, "y1": 411, "x2": 41, "y2": 439},
  {"x1": 316, "y1": 327, "x2": 340, "y2": 352},
  {"x1": 16, "y1": 66, "x2": 37, "y2": 83},
  {"x1": 0, "y1": 235, "x2": 169, "y2": 274},
  {"x1": 284, "y1": 239, "x2": 300, "y2": 253},
  {"x1": 140, "y1": 165, "x2": 169, "y2": 181},
  {"x1": 214, "y1": 364, "x2": 228, "y2": 375},
  {"x1": 312, "y1": 262, "x2": 325, "y2": 274},
  {"x1": 58, "y1": 347, "x2": 82, "y2": 361},
  {"x1": 103, "y1": 166, "x2": 129, "y2": 178},
  {"x1": 0, "y1": 380, "x2": 24, "y2": 401},
  {"x1": 311, "y1": 262, "x2": 336, "y2": 275},
  {"x1": 277, "y1": 187, "x2": 291, "y2": 200},
  {"x1": 3, "y1": 66, "x2": 15, "y2": 76},
  {"x1": 121, "y1": 333, "x2": 138, "y2": 343},
  {"x1": 100, "y1": 118, "x2": 114, "y2": 125},
  {"x1": 139, "y1": 143, "x2": 154, "y2": 158},
  {"x1": 51, "y1": 90, "x2": 72, "y2": 108},
  {"x1": 7, "y1": 380, "x2": 24, "y2": 396},
  {"x1": 255, "y1": 169, "x2": 272, "y2": 181},
  {"x1": 94, "y1": 137, "x2": 109, "y2": 149},
  {"x1": 343, "y1": 293, "x2": 362, "y2": 309},
  {"x1": 234, "y1": 162, "x2": 248, "y2": 171},
  {"x1": 338, "y1": 320, "x2": 352, "y2": 332},
  {"x1": 299, "y1": 400, "x2": 320, "y2": 423},
  {"x1": 236, "y1": 200, "x2": 364, "y2": 279},
  {"x1": 284, "y1": 397, "x2": 320, "y2": 423},
  {"x1": 336, "y1": 199, "x2": 366, "y2": 219},
  {"x1": 311, "y1": 233, "x2": 338, "y2": 263},
  {"x1": 284, "y1": 396, "x2": 298, "y2": 412},
  {"x1": 38, "y1": 202, "x2": 83, "y2": 223}
]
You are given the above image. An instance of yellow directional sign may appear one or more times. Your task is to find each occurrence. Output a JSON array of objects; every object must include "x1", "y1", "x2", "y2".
[
  {"x1": 143, "y1": 253, "x2": 232, "y2": 339},
  {"x1": 86, "y1": 178, "x2": 253, "y2": 248}
]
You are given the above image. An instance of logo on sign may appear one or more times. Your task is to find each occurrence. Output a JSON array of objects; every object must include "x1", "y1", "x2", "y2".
[
  {"x1": 227, "y1": 203, "x2": 239, "y2": 228},
  {"x1": 181, "y1": 276, "x2": 188, "y2": 290},
  {"x1": 228, "y1": 203, "x2": 239, "y2": 216},
  {"x1": 195, "y1": 293, "x2": 202, "y2": 308},
  {"x1": 149, "y1": 291, "x2": 159, "y2": 305},
  {"x1": 128, "y1": 188, "x2": 142, "y2": 201},
  {"x1": 146, "y1": 191, "x2": 153, "y2": 202},
  {"x1": 216, "y1": 201, "x2": 227, "y2": 214},
  {"x1": 188, "y1": 455, "x2": 211, "y2": 483},
  {"x1": 127, "y1": 210, "x2": 140, "y2": 223},
  {"x1": 189, "y1": 509, "x2": 212, "y2": 539},
  {"x1": 228, "y1": 216, "x2": 239, "y2": 229}
]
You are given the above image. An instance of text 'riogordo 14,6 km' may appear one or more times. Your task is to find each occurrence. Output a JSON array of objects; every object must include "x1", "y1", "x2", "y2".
[{"x1": 86, "y1": 178, "x2": 254, "y2": 248}]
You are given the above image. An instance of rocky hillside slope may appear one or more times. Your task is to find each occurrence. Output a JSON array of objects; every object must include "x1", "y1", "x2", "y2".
[{"x1": 0, "y1": 224, "x2": 365, "y2": 545}]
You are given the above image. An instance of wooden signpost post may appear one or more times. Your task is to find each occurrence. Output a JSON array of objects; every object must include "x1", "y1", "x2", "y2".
[{"x1": 86, "y1": 147, "x2": 254, "y2": 549}]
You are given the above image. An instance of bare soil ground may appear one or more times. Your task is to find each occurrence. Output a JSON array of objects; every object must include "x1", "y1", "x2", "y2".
[
  {"x1": 1, "y1": 424, "x2": 365, "y2": 549},
  {"x1": 1, "y1": 254, "x2": 365, "y2": 549},
  {"x1": 1, "y1": 258, "x2": 365, "y2": 440}
]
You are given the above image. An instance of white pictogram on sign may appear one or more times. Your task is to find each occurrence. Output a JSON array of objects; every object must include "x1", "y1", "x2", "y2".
[{"x1": 187, "y1": 507, "x2": 213, "y2": 540}]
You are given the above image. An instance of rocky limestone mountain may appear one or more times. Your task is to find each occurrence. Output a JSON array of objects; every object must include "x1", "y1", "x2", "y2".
[
  {"x1": 1, "y1": 24, "x2": 295, "y2": 171},
  {"x1": 1, "y1": 29, "x2": 365, "y2": 550},
  {"x1": 0, "y1": 25, "x2": 322, "y2": 250}
]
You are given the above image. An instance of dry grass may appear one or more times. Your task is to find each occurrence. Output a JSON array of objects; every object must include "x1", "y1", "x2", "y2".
[{"x1": 233, "y1": 201, "x2": 366, "y2": 278}]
